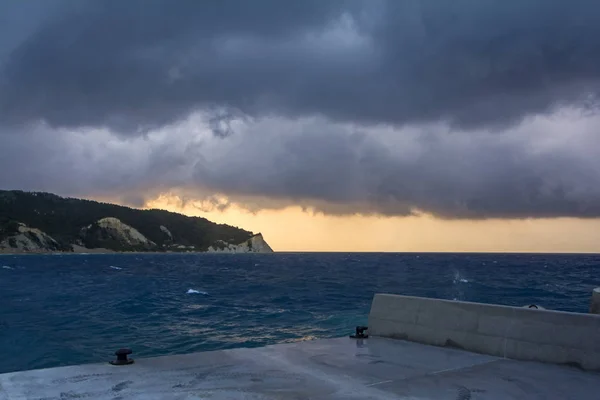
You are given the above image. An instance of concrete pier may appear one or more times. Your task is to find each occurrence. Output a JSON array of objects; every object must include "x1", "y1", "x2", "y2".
[
  {"x1": 2, "y1": 337, "x2": 600, "y2": 399},
  {"x1": 3, "y1": 293, "x2": 600, "y2": 399}
]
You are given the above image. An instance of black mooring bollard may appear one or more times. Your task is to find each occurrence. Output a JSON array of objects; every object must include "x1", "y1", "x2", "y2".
[
  {"x1": 110, "y1": 348, "x2": 134, "y2": 365},
  {"x1": 349, "y1": 326, "x2": 368, "y2": 339}
]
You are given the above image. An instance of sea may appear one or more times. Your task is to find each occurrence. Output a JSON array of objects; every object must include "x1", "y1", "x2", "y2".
[{"x1": 0, "y1": 252, "x2": 599, "y2": 374}]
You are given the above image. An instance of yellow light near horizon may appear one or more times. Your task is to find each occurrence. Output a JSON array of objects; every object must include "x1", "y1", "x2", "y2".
[{"x1": 144, "y1": 195, "x2": 600, "y2": 253}]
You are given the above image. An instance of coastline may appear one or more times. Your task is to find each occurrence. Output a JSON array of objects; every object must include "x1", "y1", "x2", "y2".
[
  {"x1": 0, "y1": 248, "x2": 274, "y2": 256},
  {"x1": 1, "y1": 236, "x2": 275, "y2": 255}
]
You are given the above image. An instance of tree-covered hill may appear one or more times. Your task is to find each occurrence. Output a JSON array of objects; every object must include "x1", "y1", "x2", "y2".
[{"x1": 0, "y1": 190, "x2": 256, "y2": 252}]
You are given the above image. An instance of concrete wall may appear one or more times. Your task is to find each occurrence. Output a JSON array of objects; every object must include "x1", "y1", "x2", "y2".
[{"x1": 368, "y1": 293, "x2": 600, "y2": 370}]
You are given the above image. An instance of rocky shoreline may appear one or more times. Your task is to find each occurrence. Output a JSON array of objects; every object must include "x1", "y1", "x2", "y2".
[{"x1": 1, "y1": 231, "x2": 273, "y2": 255}]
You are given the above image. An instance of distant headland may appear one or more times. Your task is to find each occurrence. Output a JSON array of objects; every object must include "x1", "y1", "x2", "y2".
[{"x1": 0, "y1": 190, "x2": 273, "y2": 254}]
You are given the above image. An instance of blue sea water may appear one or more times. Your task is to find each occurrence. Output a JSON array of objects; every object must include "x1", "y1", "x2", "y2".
[{"x1": 0, "y1": 252, "x2": 599, "y2": 374}]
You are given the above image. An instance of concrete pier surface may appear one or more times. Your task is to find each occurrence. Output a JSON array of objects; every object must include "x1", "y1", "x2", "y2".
[{"x1": 1, "y1": 336, "x2": 600, "y2": 399}]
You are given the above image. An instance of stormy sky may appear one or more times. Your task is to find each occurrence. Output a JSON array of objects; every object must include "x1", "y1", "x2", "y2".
[{"x1": 1, "y1": 0, "x2": 600, "y2": 219}]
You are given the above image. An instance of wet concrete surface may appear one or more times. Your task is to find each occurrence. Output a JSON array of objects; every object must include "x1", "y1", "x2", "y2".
[{"x1": 1, "y1": 337, "x2": 599, "y2": 399}]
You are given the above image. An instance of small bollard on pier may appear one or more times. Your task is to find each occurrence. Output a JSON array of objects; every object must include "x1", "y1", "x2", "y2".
[
  {"x1": 110, "y1": 348, "x2": 134, "y2": 366},
  {"x1": 349, "y1": 326, "x2": 368, "y2": 339}
]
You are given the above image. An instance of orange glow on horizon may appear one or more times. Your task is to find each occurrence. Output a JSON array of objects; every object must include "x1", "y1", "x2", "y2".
[{"x1": 143, "y1": 194, "x2": 600, "y2": 253}]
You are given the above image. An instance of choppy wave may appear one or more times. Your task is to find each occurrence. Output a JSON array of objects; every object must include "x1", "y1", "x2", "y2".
[
  {"x1": 1, "y1": 252, "x2": 599, "y2": 374},
  {"x1": 186, "y1": 289, "x2": 208, "y2": 295},
  {"x1": 453, "y1": 271, "x2": 470, "y2": 284}
]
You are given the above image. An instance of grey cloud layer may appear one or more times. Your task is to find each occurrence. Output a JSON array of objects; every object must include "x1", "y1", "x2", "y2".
[
  {"x1": 192, "y1": 117, "x2": 600, "y2": 219},
  {"x1": 2, "y1": 114, "x2": 599, "y2": 219},
  {"x1": 1, "y1": 1, "x2": 600, "y2": 220},
  {"x1": 2, "y1": 0, "x2": 600, "y2": 131}
]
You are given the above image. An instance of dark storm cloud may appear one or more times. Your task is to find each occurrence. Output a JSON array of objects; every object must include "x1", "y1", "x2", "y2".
[
  {"x1": 2, "y1": 0, "x2": 600, "y2": 131},
  {"x1": 2, "y1": 1, "x2": 600, "y2": 221},
  {"x1": 0, "y1": 0, "x2": 360, "y2": 131},
  {"x1": 190, "y1": 117, "x2": 600, "y2": 219},
  {"x1": 1, "y1": 113, "x2": 600, "y2": 219}
]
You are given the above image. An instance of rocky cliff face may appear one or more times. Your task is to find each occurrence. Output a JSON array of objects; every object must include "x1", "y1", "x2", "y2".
[
  {"x1": 0, "y1": 217, "x2": 274, "y2": 254},
  {"x1": 80, "y1": 217, "x2": 156, "y2": 250},
  {"x1": 0, "y1": 223, "x2": 64, "y2": 253},
  {"x1": 159, "y1": 225, "x2": 173, "y2": 240},
  {"x1": 207, "y1": 233, "x2": 274, "y2": 253}
]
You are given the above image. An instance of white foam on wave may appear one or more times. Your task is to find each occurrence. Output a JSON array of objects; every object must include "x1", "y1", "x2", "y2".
[
  {"x1": 187, "y1": 289, "x2": 208, "y2": 295},
  {"x1": 453, "y1": 271, "x2": 470, "y2": 284},
  {"x1": 109, "y1": 266, "x2": 123, "y2": 270},
  {"x1": 2, "y1": 265, "x2": 13, "y2": 270}
]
